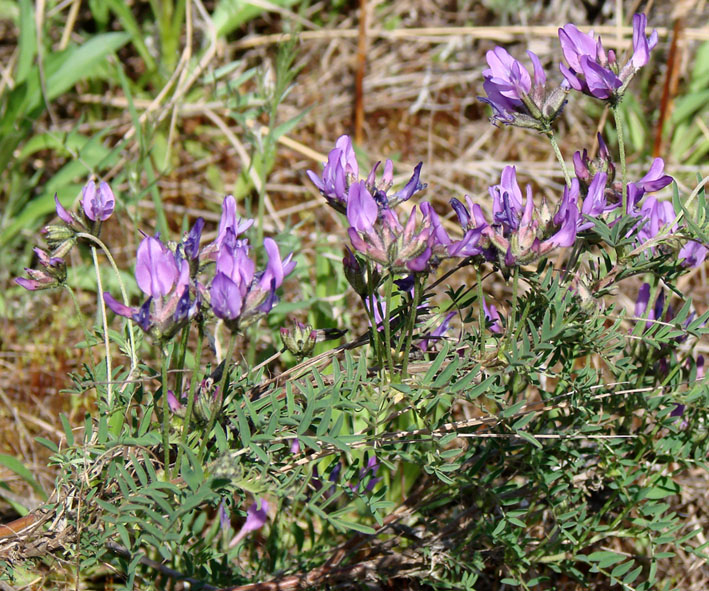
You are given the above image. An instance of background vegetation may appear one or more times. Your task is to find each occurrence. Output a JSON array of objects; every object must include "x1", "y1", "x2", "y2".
[{"x1": 1, "y1": 0, "x2": 709, "y2": 589}]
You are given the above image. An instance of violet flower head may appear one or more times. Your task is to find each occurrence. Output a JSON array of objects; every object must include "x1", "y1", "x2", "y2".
[
  {"x1": 15, "y1": 247, "x2": 67, "y2": 291},
  {"x1": 480, "y1": 46, "x2": 567, "y2": 129},
  {"x1": 182, "y1": 217, "x2": 205, "y2": 261},
  {"x1": 482, "y1": 296, "x2": 503, "y2": 334},
  {"x1": 135, "y1": 235, "x2": 179, "y2": 299},
  {"x1": 679, "y1": 240, "x2": 708, "y2": 269},
  {"x1": 211, "y1": 234, "x2": 295, "y2": 332},
  {"x1": 82, "y1": 180, "x2": 115, "y2": 222},
  {"x1": 559, "y1": 14, "x2": 658, "y2": 102},
  {"x1": 228, "y1": 499, "x2": 269, "y2": 548},
  {"x1": 579, "y1": 172, "x2": 610, "y2": 230},
  {"x1": 307, "y1": 135, "x2": 358, "y2": 212},
  {"x1": 419, "y1": 311, "x2": 456, "y2": 352},
  {"x1": 210, "y1": 272, "x2": 243, "y2": 322},
  {"x1": 573, "y1": 133, "x2": 616, "y2": 187},
  {"x1": 347, "y1": 181, "x2": 378, "y2": 233}
]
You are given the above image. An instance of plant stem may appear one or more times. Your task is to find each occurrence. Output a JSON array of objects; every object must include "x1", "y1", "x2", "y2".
[
  {"x1": 548, "y1": 131, "x2": 572, "y2": 188},
  {"x1": 477, "y1": 269, "x2": 486, "y2": 358},
  {"x1": 612, "y1": 106, "x2": 628, "y2": 214},
  {"x1": 90, "y1": 245, "x2": 113, "y2": 408},
  {"x1": 161, "y1": 344, "x2": 172, "y2": 476},
  {"x1": 383, "y1": 273, "x2": 394, "y2": 373},
  {"x1": 76, "y1": 232, "x2": 137, "y2": 373},
  {"x1": 174, "y1": 323, "x2": 204, "y2": 479},
  {"x1": 174, "y1": 323, "x2": 190, "y2": 398},
  {"x1": 508, "y1": 267, "x2": 519, "y2": 341},
  {"x1": 199, "y1": 333, "x2": 237, "y2": 462},
  {"x1": 401, "y1": 275, "x2": 422, "y2": 378}
]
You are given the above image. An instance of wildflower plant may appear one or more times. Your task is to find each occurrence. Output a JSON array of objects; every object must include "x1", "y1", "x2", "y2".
[{"x1": 6, "y1": 11, "x2": 709, "y2": 591}]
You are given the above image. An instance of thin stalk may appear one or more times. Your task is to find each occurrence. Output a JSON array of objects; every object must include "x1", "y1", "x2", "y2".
[
  {"x1": 161, "y1": 345, "x2": 172, "y2": 475},
  {"x1": 174, "y1": 323, "x2": 204, "y2": 479},
  {"x1": 199, "y1": 333, "x2": 237, "y2": 462},
  {"x1": 547, "y1": 131, "x2": 572, "y2": 187},
  {"x1": 76, "y1": 232, "x2": 137, "y2": 372},
  {"x1": 383, "y1": 273, "x2": 394, "y2": 373},
  {"x1": 174, "y1": 324, "x2": 190, "y2": 399},
  {"x1": 508, "y1": 267, "x2": 520, "y2": 342},
  {"x1": 612, "y1": 106, "x2": 628, "y2": 214},
  {"x1": 90, "y1": 245, "x2": 112, "y2": 408},
  {"x1": 477, "y1": 270, "x2": 486, "y2": 358},
  {"x1": 401, "y1": 275, "x2": 422, "y2": 378}
]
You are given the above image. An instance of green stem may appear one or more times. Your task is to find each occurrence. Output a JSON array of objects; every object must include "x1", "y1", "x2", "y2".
[
  {"x1": 383, "y1": 273, "x2": 394, "y2": 373},
  {"x1": 547, "y1": 131, "x2": 572, "y2": 188},
  {"x1": 401, "y1": 275, "x2": 422, "y2": 378},
  {"x1": 612, "y1": 106, "x2": 628, "y2": 214},
  {"x1": 161, "y1": 344, "x2": 172, "y2": 476},
  {"x1": 174, "y1": 323, "x2": 204, "y2": 478},
  {"x1": 477, "y1": 269, "x2": 486, "y2": 358},
  {"x1": 199, "y1": 333, "x2": 237, "y2": 462},
  {"x1": 508, "y1": 267, "x2": 520, "y2": 342},
  {"x1": 90, "y1": 245, "x2": 113, "y2": 408},
  {"x1": 174, "y1": 323, "x2": 190, "y2": 399},
  {"x1": 76, "y1": 232, "x2": 137, "y2": 373}
]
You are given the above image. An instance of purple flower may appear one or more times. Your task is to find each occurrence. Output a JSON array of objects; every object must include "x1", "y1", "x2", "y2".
[
  {"x1": 228, "y1": 499, "x2": 269, "y2": 548},
  {"x1": 419, "y1": 311, "x2": 456, "y2": 352},
  {"x1": 54, "y1": 194, "x2": 75, "y2": 225},
  {"x1": 635, "y1": 158, "x2": 673, "y2": 193},
  {"x1": 219, "y1": 500, "x2": 231, "y2": 531},
  {"x1": 559, "y1": 14, "x2": 658, "y2": 101},
  {"x1": 483, "y1": 296, "x2": 502, "y2": 334},
  {"x1": 211, "y1": 234, "x2": 295, "y2": 332},
  {"x1": 634, "y1": 283, "x2": 666, "y2": 329},
  {"x1": 167, "y1": 390, "x2": 183, "y2": 413},
  {"x1": 392, "y1": 162, "x2": 426, "y2": 204},
  {"x1": 182, "y1": 218, "x2": 205, "y2": 261},
  {"x1": 81, "y1": 180, "x2": 115, "y2": 222},
  {"x1": 290, "y1": 439, "x2": 301, "y2": 454},
  {"x1": 353, "y1": 455, "x2": 381, "y2": 493},
  {"x1": 480, "y1": 47, "x2": 567, "y2": 128},
  {"x1": 210, "y1": 272, "x2": 243, "y2": 321},
  {"x1": 635, "y1": 196, "x2": 677, "y2": 245},
  {"x1": 579, "y1": 172, "x2": 609, "y2": 229},
  {"x1": 348, "y1": 201, "x2": 436, "y2": 273},
  {"x1": 201, "y1": 195, "x2": 254, "y2": 260},
  {"x1": 346, "y1": 181, "x2": 378, "y2": 232},
  {"x1": 15, "y1": 247, "x2": 67, "y2": 291},
  {"x1": 307, "y1": 135, "x2": 358, "y2": 212},
  {"x1": 573, "y1": 134, "x2": 615, "y2": 187},
  {"x1": 135, "y1": 235, "x2": 179, "y2": 298},
  {"x1": 679, "y1": 240, "x2": 708, "y2": 268}
]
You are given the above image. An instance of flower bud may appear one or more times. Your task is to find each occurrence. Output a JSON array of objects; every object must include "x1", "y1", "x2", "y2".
[{"x1": 280, "y1": 321, "x2": 318, "y2": 358}]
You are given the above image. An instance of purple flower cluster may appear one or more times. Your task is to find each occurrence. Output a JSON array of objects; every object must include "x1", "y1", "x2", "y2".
[
  {"x1": 481, "y1": 13, "x2": 658, "y2": 126},
  {"x1": 16, "y1": 179, "x2": 117, "y2": 291},
  {"x1": 103, "y1": 195, "x2": 296, "y2": 339},
  {"x1": 308, "y1": 136, "x2": 484, "y2": 274},
  {"x1": 559, "y1": 14, "x2": 657, "y2": 102},
  {"x1": 481, "y1": 47, "x2": 568, "y2": 129},
  {"x1": 450, "y1": 166, "x2": 580, "y2": 267}
]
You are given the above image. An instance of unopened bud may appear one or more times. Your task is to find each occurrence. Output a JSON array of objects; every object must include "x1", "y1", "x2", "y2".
[{"x1": 281, "y1": 321, "x2": 317, "y2": 358}]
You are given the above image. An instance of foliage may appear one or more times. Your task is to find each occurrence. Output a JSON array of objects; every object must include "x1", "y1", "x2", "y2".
[{"x1": 2, "y1": 4, "x2": 709, "y2": 591}]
